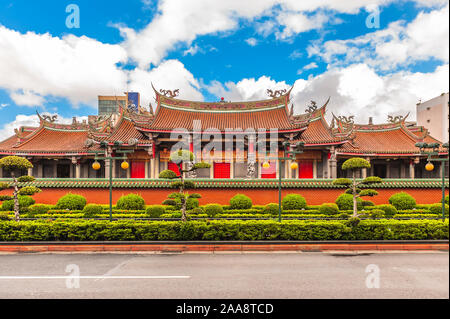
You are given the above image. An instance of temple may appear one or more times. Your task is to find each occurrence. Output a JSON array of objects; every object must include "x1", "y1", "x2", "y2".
[{"x1": 0, "y1": 86, "x2": 448, "y2": 180}]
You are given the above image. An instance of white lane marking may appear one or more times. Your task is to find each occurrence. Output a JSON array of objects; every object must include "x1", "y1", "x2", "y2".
[{"x1": 0, "y1": 276, "x2": 190, "y2": 279}]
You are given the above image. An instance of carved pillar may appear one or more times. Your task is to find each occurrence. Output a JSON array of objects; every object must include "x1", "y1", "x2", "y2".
[
  {"x1": 329, "y1": 146, "x2": 337, "y2": 179},
  {"x1": 209, "y1": 161, "x2": 214, "y2": 179},
  {"x1": 313, "y1": 159, "x2": 317, "y2": 179},
  {"x1": 362, "y1": 157, "x2": 369, "y2": 178},
  {"x1": 72, "y1": 157, "x2": 81, "y2": 179},
  {"x1": 386, "y1": 162, "x2": 391, "y2": 178},
  {"x1": 409, "y1": 160, "x2": 415, "y2": 179}
]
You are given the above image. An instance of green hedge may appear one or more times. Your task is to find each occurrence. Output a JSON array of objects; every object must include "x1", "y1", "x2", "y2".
[{"x1": 0, "y1": 219, "x2": 447, "y2": 241}]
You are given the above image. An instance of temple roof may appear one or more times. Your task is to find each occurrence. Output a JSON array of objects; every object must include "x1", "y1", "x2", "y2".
[{"x1": 137, "y1": 86, "x2": 308, "y2": 132}]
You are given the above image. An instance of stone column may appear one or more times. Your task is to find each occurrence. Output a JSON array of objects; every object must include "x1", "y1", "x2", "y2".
[
  {"x1": 329, "y1": 147, "x2": 337, "y2": 179},
  {"x1": 386, "y1": 162, "x2": 391, "y2": 178},
  {"x1": 0, "y1": 166, "x2": 3, "y2": 178},
  {"x1": 362, "y1": 157, "x2": 369, "y2": 178},
  {"x1": 27, "y1": 166, "x2": 33, "y2": 177},
  {"x1": 210, "y1": 161, "x2": 214, "y2": 179},
  {"x1": 52, "y1": 161, "x2": 57, "y2": 178},
  {"x1": 409, "y1": 160, "x2": 415, "y2": 179},
  {"x1": 313, "y1": 159, "x2": 317, "y2": 179},
  {"x1": 230, "y1": 158, "x2": 234, "y2": 179},
  {"x1": 150, "y1": 158, "x2": 155, "y2": 178}
]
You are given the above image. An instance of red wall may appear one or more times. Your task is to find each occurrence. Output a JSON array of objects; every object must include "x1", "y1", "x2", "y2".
[{"x1": 21, "y1": 187, "x2": 449, "y2": 206}]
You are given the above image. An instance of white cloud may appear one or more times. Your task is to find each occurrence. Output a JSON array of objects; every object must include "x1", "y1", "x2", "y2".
[
  {"x1": 128, "y1": 59, "x2": 204, "y2": 108},
  {"x1": 308, "y1": 4, "x2": 449, "y2": 70},
  {"x1": 0, "y1": 26, "x2": 128, "y2": 107},
  {"x1": 245, "y1": 38, "x2": 258, "y2": 46},
  {"x1": 206, "y1": 76, "x2": 290, "y2": 101},
  {"x1": 120, "y1": 0, "x2": 403, "y2": 68},
  {"x1": 298, "y1": 62, "x2": 319, "y2": 74},
  {"x1": 206, "y1": 63, "x2": 449, "y2": 124},
  {"x1": 0, "y1": 113, "x2": 88, "y2": 140},
  {"x1": 183, "y1": 44, "x2": 201, "y2": 56}
]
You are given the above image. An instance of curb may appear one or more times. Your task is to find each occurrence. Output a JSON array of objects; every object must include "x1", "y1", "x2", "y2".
[{"x1": 0, "y1": 242, "x2": 448, "y2": 253}]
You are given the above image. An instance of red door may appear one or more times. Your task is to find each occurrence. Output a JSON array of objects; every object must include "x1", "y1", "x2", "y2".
[
  {"x1": 261, "y1": 161, "x2": 276, "y2": 178},
  {"x1": 131, "y1": 161, "x2": 145, "y2": 178},
  {"x1": 298, "y1": 161, "x2": 313, "y2": 179},
  {"x1": 214, "y1": 162, "x2": 230, "y2": 178},
  {"x1": 168, "y1": 162, "x2": 181, "y2": 176}
]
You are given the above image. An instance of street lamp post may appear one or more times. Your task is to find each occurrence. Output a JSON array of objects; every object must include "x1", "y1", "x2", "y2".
[
  {"x1": 90, "y1": 149, "x2": 134, "y2": 221},
  {"x1": 415, "y1": 142, "x2": 449, "y2": 221},
  {"x1": 263, "y1": 141, "x2": 305, "y2": 222}
]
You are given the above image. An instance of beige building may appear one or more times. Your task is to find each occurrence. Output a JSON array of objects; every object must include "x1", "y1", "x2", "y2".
[{"x1": 416, "y1": 92, "x2": 449, "y2": 143}]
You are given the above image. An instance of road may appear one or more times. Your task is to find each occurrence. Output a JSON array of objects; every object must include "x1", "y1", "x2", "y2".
[{"x1": 0, "y1": 252, "x2": 448, "y2": 299}]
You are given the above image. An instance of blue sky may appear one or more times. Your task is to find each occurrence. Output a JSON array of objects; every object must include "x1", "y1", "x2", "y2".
[{"x1": 0, "y1": 0, "x2": 448, "y2": 139}]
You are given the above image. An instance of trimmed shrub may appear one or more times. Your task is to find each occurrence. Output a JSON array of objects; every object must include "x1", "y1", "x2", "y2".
[
  {"x1": 146, "y1": 205, "x2": 166, "y2": 218},
  {"x1": 282, "y1": 194, "x2": 307, "y2": 210},
  {"x1": 445, "y1": 195, "x2": 449, "y2": 205},
  {"x1": 369, "y1": 209, "x2": 385, "y2": 219},
  {"x1": 56, "y1": 194, "x2": 87, "y2": 210},
  {"x1": 0, "y1": 212, "x2": 11, "y2": 220},
  {"x1": 0, "y1": 219, "x2": 446, "y2": 241},
  {"x1": 229, "y1": 194, "x2": 252, "y2": 209},
  {"x1": 362, "y1": 200, "x2": 375, "y2": 207},
  {"x1": 18, "y1": 186, "x2": 41, "y2": 196},
  {"x1": 263, "y1": 203, "x2": 279, "y2": 216},
  {"x1": 429, "y1": 203, "x2": 449, "y2": 215},
  {"x1": 335, "y1": 194, "x2": 362, "y2": 211},
  {"x1": 116, "y1": 194, "x2": 145, "y2": 210},
  {"x1": 28, "y1": 204, "x2": 51, "y2": 217},
  {"x1": 376, "y1": 204, "x2": 398, "y2": 217},
  {"x1": 204, "y1": 204, "x2": 223, "y2": 217},
  {"x1": 1, "y1": 196, "x2": 35, "y2": 213},
  {"x1": 158, "y1": 169, "x2": 178, "y2": 179},
  {"x1": 82, "y1": 204, "x2": 103, "y2": 218},
  {"x1": 389, "y1": 192, "x2": 416, "y2": 210},
  {"x1": 162, "y1": 199, "x2": 177, "y2": 206},
  {"x1": 186, "y1": 198, "x2": 199, "y2": 210},
  {"x1": 0, "y1": 195, "x2": 13, "y2": 202},
  {"x1": 190, "y1": 207, "x2": 204, "y2": 214},
  {"x1": 319, "y1": 203, "x2": 339, "y2": 215}
]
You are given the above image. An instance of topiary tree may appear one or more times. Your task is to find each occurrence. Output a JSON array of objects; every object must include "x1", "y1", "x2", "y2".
[
  {"x1": 0, "y1": 156, "x2": 41, "y2": 221},
  {"x1": 158, "y1": 150, "x2": 211, "y2": 222},
  {"x1": 332, "y1": 157, "x2": 382, "y2": 218}
]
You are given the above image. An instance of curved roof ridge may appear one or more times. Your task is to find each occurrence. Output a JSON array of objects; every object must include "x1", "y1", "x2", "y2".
[{"x1": 152, "y1": 83, "x2": 290, "y2": 112}]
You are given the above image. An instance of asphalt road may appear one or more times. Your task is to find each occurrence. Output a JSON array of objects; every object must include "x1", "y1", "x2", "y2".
[{"x1": 0, "y1": 252, "x2": 448, "y2": 299}]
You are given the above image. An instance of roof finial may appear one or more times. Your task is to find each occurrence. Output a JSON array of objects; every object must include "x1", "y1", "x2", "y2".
[{"x1": 267, "y1": 88, "x2": 287, "y2": 98}]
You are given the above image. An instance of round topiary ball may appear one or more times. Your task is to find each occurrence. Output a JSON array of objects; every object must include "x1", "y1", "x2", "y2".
[
  {"x1": 335, "y1": 193, "x2": 362, "y2": 211},
  {"x1": 281, "y1": 194, "x2": 307, "y2": 210},
  {"x1": 429, "y1": 203, "x2": 449, "y2": 215},
  {"x1": 229, "y1": 194, "x2": 252, "y2": 209},
  {"x1": 204, "y1": 204, "x2": 223, "y2": 217},
  {"x1": 82, "y1": 204, "x2": 104, "y2": 218},
  {"x1": 376, "y1": 204, "x2": 398, "y2": 217},
  {"x1": 146, "y1": 205, "x2": 166, "y2": 218},
  {"x1": 263, "y1": 203, "x2": 279, "y2": 216},
  {"x1": 116, "y1": 194, "x2": 145, "y2": 210},
  {"x1": 56, "y1": 193, "x2": 87, "y2": 210},
  {"x1": 388, "y1": 192, "x2": 416, "y2": 210},
  {"x1": 319, "y1": 203, "x2": 339, "y2": 215}
]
